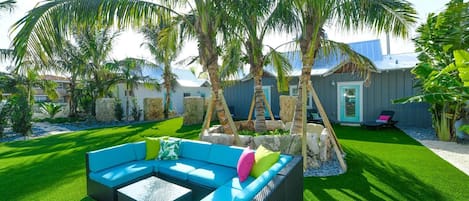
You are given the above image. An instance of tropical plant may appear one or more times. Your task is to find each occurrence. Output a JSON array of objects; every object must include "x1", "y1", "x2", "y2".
[
  {"x1": 0, "y1": 0, "x2": 15, "y2": 11},
  {"x1": 281, "y1": 0, "x2": 417, "y2": 166},
  {"x1": 11, "y1": 0, "x2": 240, "y2": 142},
  {"x1": 0, "y1": 100, "x2": 11, "y2": 137},
  {"x1": 114, "y1": 98, "x2": 124, "y2": 121},
  {"x1": 8, "y1": 87, "x2": 32, "y2": 137},
  {"x1": 39, "y1": 102, "x2": 63, "y2": 119},
  {"x1": 131, "y1": 97, "x2": 142, "y2": 121},
  {"x1": 394, "y1": 0, "x2": 469, "y2": 141},
  {"x1": 140, "y1": 15, "x2": 180, "y2": 119},
  {"x1": 221, "y1": 0, "x2": 292, "y2": 132},
  {"x1": 48, "y1": 40, "x2": 87, "y2": 118},
  {"x1": 112, "y1": 57, "x2": 160, "y2": 121}
]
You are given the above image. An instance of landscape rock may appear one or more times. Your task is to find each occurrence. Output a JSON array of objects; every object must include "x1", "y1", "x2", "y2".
[
  {"x1": 183, "y1": 97, "x2": 204, "y2": 125},
  {"x1": 279, "y1": 96, "x2": 297, "y2": 122},
  {"x1": 95, "y1": 98, "x2": 115, "y2": 122},
  {"x1": 144, "y1": 98, "x2": 163, "y2": 121}
]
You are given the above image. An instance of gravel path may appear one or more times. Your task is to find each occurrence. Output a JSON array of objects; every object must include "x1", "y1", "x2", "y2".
[{"x1": 397, "y1": 126, "x2": 469, "y2": 176}]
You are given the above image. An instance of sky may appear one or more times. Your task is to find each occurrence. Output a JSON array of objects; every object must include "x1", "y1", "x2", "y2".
[{"x1": 0, "y1": 0, "x2": 451, "y2": 72}]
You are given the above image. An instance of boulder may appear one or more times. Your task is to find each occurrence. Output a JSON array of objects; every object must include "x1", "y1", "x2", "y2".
[
  {"x1": 279, "y1": 96, "x2": 297, "y2": 123},
  {"x1": 183, "y1": 97, "x2": 204, "y2": 125},
  {"x1": 144, "y1": 98, "x2": 164, "y2": 121},
  {"x1": 95, "y1": 98, "x2": 115, "y2": 122},
  {"x1": 265, "y1": 120, "x2": 285, "y2": 131}
]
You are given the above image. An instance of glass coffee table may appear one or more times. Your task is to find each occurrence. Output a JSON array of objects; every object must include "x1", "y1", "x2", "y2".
[{"x1": 117, "y1": 176, "x2": 192, "y2": 201}]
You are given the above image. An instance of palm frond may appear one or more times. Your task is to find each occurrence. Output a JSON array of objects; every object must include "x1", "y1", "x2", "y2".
[
  {"x1": 336, "y1": 0, "x2": 417, "y2": 38},
  {"x1": 265, "y1": 47, "x2": 291, "y2": 92},
  {"x1": 0, "y1": 0, "x2": 15, "y2": 12},
  {"x1": 320, "y1": 39, "x2": 377, "y2": 84}
]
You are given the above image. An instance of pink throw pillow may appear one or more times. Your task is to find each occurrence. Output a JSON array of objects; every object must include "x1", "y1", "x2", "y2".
[
  {"x1": 378, "y1": 115, "x2": 391, "y2": 121},
  {"x1": 237, "y1": 147, "x2": 255, "y2": 182},
  {"x1": 376, "y1": 115, "x2": 391, "y2": 123}
]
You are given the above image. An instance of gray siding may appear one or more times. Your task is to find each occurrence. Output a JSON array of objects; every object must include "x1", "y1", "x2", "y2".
[{"x1": 224, "y1": 69, "x2": 432, "y2": 127}]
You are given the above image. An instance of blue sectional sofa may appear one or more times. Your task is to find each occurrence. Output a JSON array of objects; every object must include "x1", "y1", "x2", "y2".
[{"x1": 86, "y1": 138, "x2": 303, "y2": 201}]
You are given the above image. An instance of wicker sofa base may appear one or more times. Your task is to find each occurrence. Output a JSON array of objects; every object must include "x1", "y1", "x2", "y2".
[{"x1": 85, "y1": 142, "x2": 303, "y2": 201}]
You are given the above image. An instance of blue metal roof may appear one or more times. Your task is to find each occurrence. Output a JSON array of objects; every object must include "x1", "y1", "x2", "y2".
[{"x1": 261, "y1": 39, "x2": 417, "y2": 78}]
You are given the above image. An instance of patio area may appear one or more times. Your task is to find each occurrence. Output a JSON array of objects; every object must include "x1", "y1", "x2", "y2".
[{"x1": 0, "y1": 118, "x2": 468, "y2": 200}]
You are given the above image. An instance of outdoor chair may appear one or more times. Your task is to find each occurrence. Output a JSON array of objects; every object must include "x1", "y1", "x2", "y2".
[
  {"x1": 307, "y1": 109, "x2": 323, "y2": 125},
  {"x1": 363, "y1": 110, "x2": 398, "y2": 129}
]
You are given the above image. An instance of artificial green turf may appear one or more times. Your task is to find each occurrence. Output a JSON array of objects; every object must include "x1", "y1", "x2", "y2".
[
  {"x1": 0, "y1": 118, "x2": 201, "y2": 201},
  {"x1": 1, "y1": 118, "x2": 468, "y2": 201},
  {"x1": 304, "y1": 125, "x2": 469, "y2": 201}
]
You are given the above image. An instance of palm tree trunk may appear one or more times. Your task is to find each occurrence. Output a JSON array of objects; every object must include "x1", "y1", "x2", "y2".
[
  {"x1": 164, "y1": 81, "x2": 171, "y2": 119},
  {"x1": 164, "y1": 63, "x2": 171, "y2": 119},
  {"x1": 196, "y1": 18, "x2": 235, "y2": 135},
  {"x1": 254, "y1": 72, "x2": 267, "y2": 132},
  {"x1": 68, "y1": 76, "x2": 77, "y2": 118},
  {"x1": 126, "y1": 83, "x2": 130, "y2": 121}
]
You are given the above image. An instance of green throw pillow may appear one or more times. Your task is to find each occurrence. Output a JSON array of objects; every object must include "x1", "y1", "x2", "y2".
[
  {"x1": 145, "y1": 137, "x2": 161, "y2": 160},
  {"x1": 250, "y1": 145, "x2": 280, "y2": 178},
  {"x1": 158, "y1": 140, "x2": 181, "y2": 160}
]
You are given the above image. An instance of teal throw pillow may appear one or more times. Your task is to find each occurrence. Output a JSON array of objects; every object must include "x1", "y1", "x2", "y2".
[{"x1": 158, "y1": 140, "x2": 181, "y2": 160}]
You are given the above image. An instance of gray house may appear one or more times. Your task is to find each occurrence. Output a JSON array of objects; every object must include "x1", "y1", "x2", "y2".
[{"x1": 223, "y1": 39, "x2": 432, "y2": 127}]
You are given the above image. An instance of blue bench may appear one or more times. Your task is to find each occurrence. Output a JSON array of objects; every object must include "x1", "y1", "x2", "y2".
[{"x1": 86, "y1": 138, "x2": 303, "y2": 201}]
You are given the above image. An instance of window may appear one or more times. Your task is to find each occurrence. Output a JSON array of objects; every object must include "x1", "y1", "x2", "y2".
[
  {"x1": 34, "y1": 95, "x2": 48, "y2": 103},
  {"x1": 289, "y1": 85, "x2": 312, "y2": 109},
  {"x1": 183, "y1": 93, "x2": 191, "y2": 97}
]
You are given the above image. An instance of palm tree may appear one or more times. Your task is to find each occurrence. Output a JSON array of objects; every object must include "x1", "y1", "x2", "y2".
[
  {"x1": 49, "y1": 40, "x2": 86, "y2": 117},
  {"x1": 113, "y1": 57, "x2": 160, "y2": 121},
  {"x1": 0, "y1": 0, "x2": 15, "y2": 11},
  {"x1": 285, "y1": 0, "x2": 417, "y2": 166},
  {"x1": 11, "y1": 0, "x2": 239, "y2": 139},
  {"x1": 75, "y1": 26, "x2": 122, "y2": 116},
  {"x1": 222, "y1": 0, "x2": 292, "y2": 132},
  {"x1": 0, "y1": 68, "x2": 58, "y2": 136},
  {"x1": 140, "y1": 15, "x2": 180, "y2": 119},
  {"x1": 0, "y1": 0, "x2": 15, "y2": 60}
]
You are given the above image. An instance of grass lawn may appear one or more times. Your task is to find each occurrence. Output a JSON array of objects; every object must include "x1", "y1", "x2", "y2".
[{"x1": 0, "y1": 118, "x2": 468, "y2": 200}]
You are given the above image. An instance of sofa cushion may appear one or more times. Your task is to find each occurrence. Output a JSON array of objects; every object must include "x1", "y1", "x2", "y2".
[
  {"x1": 133, "y1": 141, "x2": 146, "y2": 160},
  {"x1": 231, "y1": 154, "x2": 292, "y2": 200},
  {"x1": 188, "y1": 164, "x2": 237, "y2": 188},
  {"x1": 88, "y1": 144, "x2": 137, "y2": 172},
  {"x1": 201, "y1": 185, "x2": 242, "y2": 201},
  {"x1": 208, "y1": 144, "x2": 243, "y2": 168},
  {"x1": 250, "y1": 145, "x2": 280, "y2": 178},
  {"x1": 158, "y1": 158, "x2": 208, "y2": 180},
  {"x1": 237, "y1": 148, "x2": 255, "y2": 182},
  {"x1": 89, "y1": 161, "x2": 153, "y2": 188},
  {"x1": 145, "y1": 138, "x2": 161, "y2": 160},
  {"x1": 180, "y1": 140, "x2": 211, "y2": 162},
  {"x1": 158, "y1": 139, "x2": 181, "y2": 160},
  {"x1": 223, "y1": 177, "x2": 255, "y2": 190}
]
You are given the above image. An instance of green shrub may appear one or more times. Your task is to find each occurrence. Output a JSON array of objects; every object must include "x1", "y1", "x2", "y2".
[
  {"x1": 9, "y1": 89, "x2": 32, "y2": 136},
  {"x1": 131, "y1": 98, "x2": 141, "y2": 121},
  {"x1": 39, "y1": 102, "x2": 63, "y2": 119},
  {"x1": 114, "y1": 99, "x2": 124, "y2": 121}
]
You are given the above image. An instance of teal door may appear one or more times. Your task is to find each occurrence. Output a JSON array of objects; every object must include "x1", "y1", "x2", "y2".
[
  {"x1": 263, "y1": 86, "x2": 271, "y2": 118},
  {"x1": 338, "y1": 83, "x2": 362, "y2": 122},
  {"x1": 254, "y1": 86, "x2": 271, "y2": 118}
]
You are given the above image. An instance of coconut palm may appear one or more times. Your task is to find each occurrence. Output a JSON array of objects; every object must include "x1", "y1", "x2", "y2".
[
  {"x1": 0, "y1": 0, "x2": 15, "y2": 60},
  {"x1": 48, "y1": 40, "x2": 87, "y2": 117},
  {"x1": 221, "y1": 0, "x2": 292, "y2": 132},
  {"x1": 112, "y1": 57, "x2": 160, "y2": 121},
  {"x1": 140, "y1": 15, "x2": 180, "y2": 119},
  {"x1": 0, "y1": 0, "x2": 15, "y2": 11},
  {"x1": 11, "y1": 0, "x2": 240, "y2": 139},
  {"x1": 284, "y1": 0, "x2": 417, "y2": 166}
]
